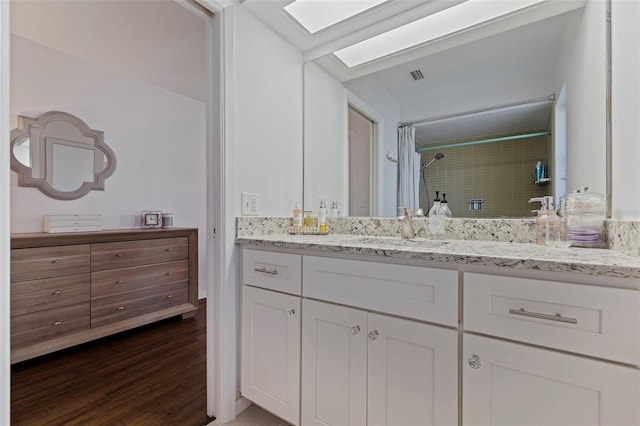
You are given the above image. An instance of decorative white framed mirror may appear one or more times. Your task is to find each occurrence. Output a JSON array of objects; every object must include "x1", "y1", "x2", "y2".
[{"x1": 10, "y1": 111, "x2": 116, "y2": 200}]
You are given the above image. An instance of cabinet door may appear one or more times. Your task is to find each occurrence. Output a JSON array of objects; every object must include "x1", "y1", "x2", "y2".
[
  {"x1": 241, "y1": 286, "x2": 301, "y2": 425},
  {"x1": 301, "y1": 299, "x2": 367, "y2": 426},
  {"x1": 368, "y1": 313, "x2": 458, "y2": 426},
  {"x1": 463, "y1": 334, "x2": 640, "y2": 426}
]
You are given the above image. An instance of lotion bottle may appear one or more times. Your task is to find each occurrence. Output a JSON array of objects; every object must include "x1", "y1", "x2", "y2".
[
  {"x1": 293, "y1": 201, "x2": 302, "y2": 227},
  {"x1": 318, "y1": 199, "x2": 327, "y2": 234}
]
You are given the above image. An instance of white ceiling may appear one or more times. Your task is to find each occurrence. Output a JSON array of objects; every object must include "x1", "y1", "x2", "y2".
[{"x1": 11, "y1": 0, "x2": 208, "y2": 103}]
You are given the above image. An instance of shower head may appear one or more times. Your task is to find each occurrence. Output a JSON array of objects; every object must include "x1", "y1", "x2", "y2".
[{"x1": 422, "y1": 153, "x2": 445, "y2": 170}]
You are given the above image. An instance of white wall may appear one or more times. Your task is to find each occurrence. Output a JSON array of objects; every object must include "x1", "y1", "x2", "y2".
[
  {"x1": 10, "y1": 27, "x2": 208, "y2": 297},
  {"x1": 564, "y1": 0, "x2": 607, "y2": 196},
  {"x1": 345, "y1": 78, "x2": 400, "y2": 217},
  {"x1": 612, "y1": 0, "x2": 640, "y2": 219},
  {"x1": 304, "y1": 62, "x2": 347, "y2": 214},
  {"x1": 233, "y1": 6, "x2": 303, "y2": 216}
]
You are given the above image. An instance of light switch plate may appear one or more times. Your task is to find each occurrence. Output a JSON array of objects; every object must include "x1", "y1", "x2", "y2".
[{"x1": 241, "y1": 192, "x2": 259, "y2": 216}]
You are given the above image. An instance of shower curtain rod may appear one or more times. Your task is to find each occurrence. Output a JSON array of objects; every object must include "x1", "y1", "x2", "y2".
[{"x1": 398, "y1": 94, "x2": 556, "y2": 128}]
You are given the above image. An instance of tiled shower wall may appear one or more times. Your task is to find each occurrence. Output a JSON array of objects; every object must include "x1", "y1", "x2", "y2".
[{"x1": 419, "y1": 134, "x2": 551, "y2": 218}]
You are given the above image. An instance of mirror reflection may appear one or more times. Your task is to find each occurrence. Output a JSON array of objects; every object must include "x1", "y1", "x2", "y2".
[
  {"x1": 10, "y1": 111, "x2": 116, "y2": 200},
  {"x1": 304, "y1": 0, "x2": 606, "y2": 218}
]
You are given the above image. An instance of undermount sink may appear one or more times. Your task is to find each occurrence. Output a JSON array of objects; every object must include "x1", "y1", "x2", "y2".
[{"x1": 347, "y1": 236, "x2": 450, "y2": 248}]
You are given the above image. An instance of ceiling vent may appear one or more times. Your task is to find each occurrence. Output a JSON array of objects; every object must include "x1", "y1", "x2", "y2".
[{"x1": 410, "y1": 69, "x2": 424, "y2": 80}]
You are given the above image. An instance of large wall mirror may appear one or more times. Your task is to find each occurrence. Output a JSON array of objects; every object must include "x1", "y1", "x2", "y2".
[
  {"x1": 10, "y1": 111, "x2": 116, "y2": 200},
  {"x1": 304, "y1": 0, "x2": 609, "y2": 218}
]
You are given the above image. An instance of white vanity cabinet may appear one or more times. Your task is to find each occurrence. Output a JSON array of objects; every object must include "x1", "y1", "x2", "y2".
[
  {"x1": 240, "y1": 250, "x2": 302, "y2": 425},
  {"x1": 301, "y1": 256, "x2": 459, "y2": 426},
  {"x1": 462, "y1": 272, "x2": 640, "y2": 426},
  {"x1": 463, "y1": 334, "x2": 640, "y2": 426}
]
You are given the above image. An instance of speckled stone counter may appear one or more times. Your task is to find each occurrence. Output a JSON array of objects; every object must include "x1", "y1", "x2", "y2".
[{"x1": 236, "y1": 233, "x2": 640, "y2": 281}]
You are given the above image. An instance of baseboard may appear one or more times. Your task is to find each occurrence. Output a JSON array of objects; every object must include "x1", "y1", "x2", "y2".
[{"x1": 235, "y1": 397, "x2": 252, "y2": 416}]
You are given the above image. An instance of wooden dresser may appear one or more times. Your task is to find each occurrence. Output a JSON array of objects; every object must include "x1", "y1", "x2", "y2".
[{"x1": 10, "y1": 228, "x2": 198, "y2": 363}]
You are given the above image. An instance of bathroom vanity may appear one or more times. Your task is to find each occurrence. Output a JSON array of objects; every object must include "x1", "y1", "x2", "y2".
[
  {"x1": 10, "y1": 227, "x2": 199, "y2": 363},
  {"x1": 237, "y1": 234, "x2": 640, "y2": 426}
]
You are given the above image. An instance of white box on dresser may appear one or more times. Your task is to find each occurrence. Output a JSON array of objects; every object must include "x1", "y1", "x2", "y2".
[{"x1": 44, "y1": 214, "x2": 102, "y2": 233}]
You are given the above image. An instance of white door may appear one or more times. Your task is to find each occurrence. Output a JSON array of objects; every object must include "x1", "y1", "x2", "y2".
[
  {"x1": 463, "y1": 334, "x2": 640, "y2": 426},
  {"x1": 367, "y1": 313, "x2": 458, "y2": 426},
  {"x1": 301, "y1": 299, "x2": 367, "y2": 426},
  {"x1": 241, "y1": 286, "x2": 301, "y2": 425}
]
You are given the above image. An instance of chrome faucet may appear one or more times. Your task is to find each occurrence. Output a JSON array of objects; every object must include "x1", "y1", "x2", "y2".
[{"x1": 398, "y1": 207, "x2": 415, "y2": 239}]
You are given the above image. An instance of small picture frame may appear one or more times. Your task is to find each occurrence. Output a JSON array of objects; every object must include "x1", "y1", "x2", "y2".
[{"x1": 141, "y1": 210, "x2": 163, "y2": 228}]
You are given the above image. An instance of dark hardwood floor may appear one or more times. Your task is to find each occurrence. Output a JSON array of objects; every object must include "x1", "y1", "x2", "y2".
[{"x1": 11, "y1": 300, "x2": 210, "y2": 426}]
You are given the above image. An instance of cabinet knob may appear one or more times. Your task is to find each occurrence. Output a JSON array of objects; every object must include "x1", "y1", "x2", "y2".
[
  {"x1": 286, "y1": 309, "x2": 296, "y2": 317},
  {"x1": 165, "y1": 248, "x2": 173, "y2": 252},
  {"x1": 368, "y1": 330, "x2": 379, "y2": 341},
  {"x1": 468, "y1": 354, "x2": 481, "y2": 369},
  {"x1": 115, "y1": 306, "x2": 126, "y2": 311},
  {"x1": 166, "y1": 272, "x2": 173, "y2": 276},
  {"x1": 166, "y1": 294, "x2": 174, "y2": 299},
  {"x1": 51, "y1": 290, "x2": 63, "y2": 295},
  {"x1": 351, "y1": 325, "x2": 361, "y2": 335},
  {"x1": 115, "y1": 253, "x2": 124, "y2": 257},
  {"x1": 51, "y1": 259, "x2": 62, "y2": 264},
  {"x1": 116, "y1": 280, "x2": 125, "y2": 284},
  {"x1": 51, "y1": 321, "x2": 63, "y2": 326}
]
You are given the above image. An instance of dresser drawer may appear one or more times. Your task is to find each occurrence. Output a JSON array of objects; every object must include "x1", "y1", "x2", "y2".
[
  {"x1": 11, "y1": 273, "x2": 90, "y2": 317},
  {"x1": 11, "y1": 245, "x2": 90, "y2": 282},
  {"x1": 303, "y1": 256, "x2": 458, "y2": 326},
  {"x1": 464, "y1": 272, "x2": 640, "y2": 365},
  {"x1": 243, "y1": 249, "x2": 302, "y2": 295},
  {"x1": 91, "y1": 281, "x2": 188, "y2": 328},
  {"x1": 11, "y1": 303, "x2": 90, "y2": 349},
  {"x1": 91, "y1": 237, "x2": 188, "y2": 271},
  {"x1": 91, "y1": 260, "x2": 188, "y2": 298}
]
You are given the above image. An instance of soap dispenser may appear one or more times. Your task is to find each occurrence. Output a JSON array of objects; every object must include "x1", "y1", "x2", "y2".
[
  {"x1": 529, "y1": 196, "x2": 569, "y2": 247},
  {"x1": 428, "y1": 191, "x2": 446, "y2": 239},
  {"x1": 441, "y1": 193, "x2": 452, "y2": 218}
]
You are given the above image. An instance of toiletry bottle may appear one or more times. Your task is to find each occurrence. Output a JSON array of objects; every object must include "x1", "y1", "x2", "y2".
[
  {"x1": 529, "y1": 196, "x2": 565, "y2": 246},
  {"x1": 441, "y1": 193, "x2": 452, "y2": 218},
  {"x1": 318, "y1": 199, "x2": 327, "y2": 234},
  {"x1": 330, "y1": 200, "x2": 339, "y2": 218},
  {"x1": 428, "y1": 191, "x2": 445, "y2": 239},
  {"x1": 293, "y1": 201, "x2": 302, "y2": 227}
]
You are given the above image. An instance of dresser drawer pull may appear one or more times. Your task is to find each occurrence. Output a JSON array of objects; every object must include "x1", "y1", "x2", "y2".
[
  {"x1": 166, "y1": 294, "x2": 174, "y2": 299},
  {"x1": 51, "y1": 259, "x2": 62, "y2": 264},
  {"x1": 254, "y1": 267, "x2": 278, "y2": 275},
  {"x1": 165, "y1": 248, "x2": 173, "y2": 252},
  {"x1": 51, "y1": 290, "x2": 63, "y2": 295},
  {"x1": 508, "y1": 308, "x2": 578, "y2": 324},
  {"x1": 115, "y1": 253, "x2": 124, "y2": 257},
  {"x1": 115, "y1": 306, "x2": 126, "y2": 311},
  {"x1": 115, "y1": 280, "x2": 125, "y2": 284},
  {"x1": 165, "y1": 272, "x2": 173, "y2": 276},
  {"x1": 51, "y1": 321, "x2": 63, "y2": 326}
]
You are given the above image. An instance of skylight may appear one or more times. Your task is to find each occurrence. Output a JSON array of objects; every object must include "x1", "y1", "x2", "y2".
[
  {"x1": 284, "y1": 0, "x2": 389, "y2": 34},
  {"x1": 333, "y1": 0, "x2": 544, "y2": 68}
]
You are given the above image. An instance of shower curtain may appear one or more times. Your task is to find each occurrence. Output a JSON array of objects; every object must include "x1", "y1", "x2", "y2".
[{"x1": 397, "y1": 125, "x2": 421, "y2": 215}]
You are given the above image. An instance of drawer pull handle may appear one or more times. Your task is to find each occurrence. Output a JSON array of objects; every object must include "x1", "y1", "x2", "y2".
[
  {"x1": 368, "y1": 330, "x2": 379, "y2": 341},
  {"x1": 115, "y1": 306, "x2": 126, "y2": 311},
  {"x1": 115, "y1": 254, "x2": 124, "y2": 257},
  {"x1": 166, "y1": 294, "x2": 174, "y2": 299},
  {"x1": 286, "y1": 309, "x2": 295, "y2": 317},
  {"x1": 165, "y1": 248, "x2": 173, "y2": 252},
  {"x1": 468, "y1": 354, "x2": 481, "y2": 369},
  {"x1": 351, "y1": 325, "x2": 361, "y2": 335},
  {"x1": 51, "y1": 321, "x2": 63, "y2": 326},
  {"x1": 51, "y1": 259, "x2": 62, "y2": 264},
  {"x1": 508, "y1": 308, "x2": 578, "y2": 324},
  {"x1": 166, "y1": 272, "x2": 173, "y2": 276},
  {"x1": 51, "y1": 290, "x2": 63, "y2": 295},
  {"x1": 116, "y1": 280, "x2": 125, "y2": 284},
  {"x1": 254, "y1": 267, "x2": 278, "y2": 275}
]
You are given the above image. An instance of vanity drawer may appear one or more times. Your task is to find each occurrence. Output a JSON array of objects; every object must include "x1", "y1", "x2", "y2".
[
  {"x1": 91, "y1": 281, "x2": 188, "y2": 328},
  {"x1": 303, "y1": 256, "x2": 458, "y2": 326},
  {"x1": 11, "y1": 245, "x2": 90, "y2": 282},
  {"x1": 91, "y1": 260, "x2": 189, "y2": 298},
  {"x1": 11, "y1": 303, "x2": 90, "y2": 349},
  {"x1": 91, "y1": 237, "x2": 188, "y2": 271},
  {"x1": 243, "y1": 249, "x2": 302, "y2": 295},
  {"x1": 11, "y1": 273, "x2": 90, "y2": 317},
  {"x1": 464, "y1": 272, "x2": 640, "y2": 365}
]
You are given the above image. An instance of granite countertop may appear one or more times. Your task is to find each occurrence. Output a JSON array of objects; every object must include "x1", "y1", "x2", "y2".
[{"x1": 236, "y1": 233, "x2": 640, "y2": 280}]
